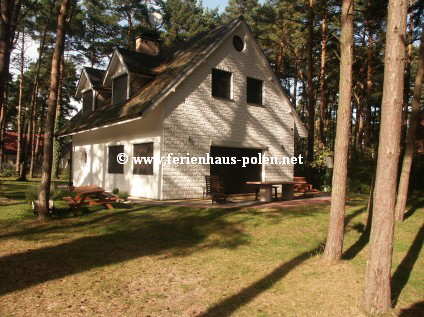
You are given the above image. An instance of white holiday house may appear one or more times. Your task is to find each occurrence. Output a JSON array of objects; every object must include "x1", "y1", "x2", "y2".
[{"x1": 58, "y1": 17, "x2": 307, "y2": 199}]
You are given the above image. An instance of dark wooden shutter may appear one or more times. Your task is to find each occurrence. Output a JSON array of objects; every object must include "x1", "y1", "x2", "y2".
[
  {"x1": 247, "y1": 77, "x2": 263, "y2": 104},
  {"x1": 212, "y1": 69, "x2": 231, "y2": 99},
  {"x1": 82, "y1": 90, "x2": 93, "y2": 114},
  {"x1": 133, "y1": 143, "x2": 154, "y2": 175},
  {"x1": 112, "y1": 74, "x2": 128, "y2": 105},
  {"x1": 108, "y1": 145, "x2": 124, "y2": 174}
]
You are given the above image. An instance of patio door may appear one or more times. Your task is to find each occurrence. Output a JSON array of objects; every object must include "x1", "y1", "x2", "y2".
[{"x1": 210, "y1": 146, "x2": 262, "y2": 194}]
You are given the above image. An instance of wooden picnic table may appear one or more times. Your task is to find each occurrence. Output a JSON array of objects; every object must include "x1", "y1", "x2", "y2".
[
  {"x1": 63, "y1": 185, "x2": 118, "y2": 215},
  {"x1": 246, "y1": 180, "x2": 306, "y2": 202}
]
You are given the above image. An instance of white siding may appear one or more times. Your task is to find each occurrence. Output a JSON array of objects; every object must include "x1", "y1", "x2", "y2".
[
  {"x1": 72, "y1": 105, "x2": 164, "y2": 199},
  {"x1": 161, "y1": 24, "x2": 295, "y2": 199}
]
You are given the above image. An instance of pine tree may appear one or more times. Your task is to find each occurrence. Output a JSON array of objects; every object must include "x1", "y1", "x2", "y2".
[
  {"x1": 362, "y1": 0, "x2": 408, "y2": 312},
  {"x1": 37, "y1": 0, "x2": 73, "y2": 221},
  {"x1": 323, "y1": 0, "x2": 354, "y2": 262}
]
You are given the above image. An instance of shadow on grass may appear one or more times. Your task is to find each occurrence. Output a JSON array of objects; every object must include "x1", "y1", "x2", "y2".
[
  {"x1": 343, "y1": 207, "x2": 370, "y2": 260},
  {"x1": 197, "y1": 242, "x2": 325, "y2": 317},
  {"x1": 398, "y1": 301, "x2": 424, "y2": 316},
  {"x1": 404, "y1": 199, "x2": 424, "y2": 221},
  {"x1": 391, "y1": 224, "x2": 424, "y2": 307},
  {"x1": 0, "y1": 205, "x2": 253, "y2": 295}
]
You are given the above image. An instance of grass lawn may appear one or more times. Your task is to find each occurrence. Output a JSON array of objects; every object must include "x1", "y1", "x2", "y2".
[{"x1": 0, "y1": 179, "x2": 422, "y2": 317}]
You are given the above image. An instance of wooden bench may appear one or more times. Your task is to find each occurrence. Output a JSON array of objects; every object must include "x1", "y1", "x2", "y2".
[
  {"x1": 63, "y1": 196, "x2": 77, "y2": 207},
  {"x1": 63, "y1": 186, "x2": 118, "y2": 215},
  {"x1": 255, "y1": 186, "x2": 278, "y2": 200},
  {"x1": 205, "y1": 175, "x2": 228, "y2": 203},
  {"x1": 294, "y1": 177, "x2": 319, "y2": 197}
]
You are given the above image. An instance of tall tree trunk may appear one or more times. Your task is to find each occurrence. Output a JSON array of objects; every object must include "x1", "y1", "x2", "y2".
[
  {"x1": 19, "y1": 0, "x2": 56, "y2": 181},
  {"x1": 0, "y1": 83, "x2": 7, "y2": 167},
  {"x1": 29, "y1": 114, "x2": 38, "y2": 178},
  {"x1": 15, "y1": 29, "x2": 25, "y2": 175},
  {"x1": 401, "y1": 0, "x2": 414, "y2": 145},
  {"x1": 293, "y1": 60, "x2": 298, "y2": 107},
  {"x1": 323, "y1": 0, "x2": 354, "y2": 263},
  {"x1": 0, "y1": 0, "x2": 22, "y2": 120},
  {"x1": 53, "y1": 57, "x2": 64, "y2": 179},
  {"x1": 364, "y1": 17, "x2": 373, "y2": 147},
  {"x1": 318, "y1": 7, "x2": 327, "y2": 150},
  {"x1": 31, "y1": 107, "x2": 45, "y2": 177},
  {"x1": 395, "y1": 26, "x2": 424, "y2": 221},
  {"x1": 353, "y1": 89, "x2": 362, "y2": 151},
  {"x1": 0, "y1": 0, "x2": 22, "y2": 172},
  {"x1": 306, "y1": 0, "x2": 315, "y2": 167},
  {"x1": 37, "y1": 0, "x2": 72, "y2": 221},
  {"x1": 362, "y1": 0, "x2": 407, "y2": 312}
]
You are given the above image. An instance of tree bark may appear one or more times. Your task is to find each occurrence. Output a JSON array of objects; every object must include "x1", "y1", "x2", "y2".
[
  {"x1": 306, "y1": 0, "x2": 315, "y2": 166},
  {"x1": 354, "y1": 89, "x2": 364, "y2": 150},
  {"x1": 15, "y1": 28, "x2": 25, "y2": 175},
  {"x1": 318, "y1": 7, "x2": 327, "y2": 150},
  {"x1": 293, "y1": 60, "x2": 298, "y2": 107},
  {"x1": 362, "y1": 0, "x2": 407, "y2": 312},
  {"x1": 28, "y1": 114, "x2": 37, "y2": 178},
  {"x1": 323, "y1": 0, "x2": 354, "y2": 263},
  {"x1": 395, "y1": 26, "x2": 424, "y2": 221},
  {"x1": 19, "y1": 0, "x2": 56, "y2": 181},
  {"x1": 0, "y1": 0, "x2": 22, "y2": 120},
  {"x1": 401, "y1": 0, "x2": 414, "y2": 145},
  {"x1": 364, "y1": 16, "x2": 373, "y2": 148},
  {"x1": 53, "y1": 57, "x2": 64, "y2": 179},
  {"x1": 37, "y1": 0, "x2": 72, "y2": 221}
]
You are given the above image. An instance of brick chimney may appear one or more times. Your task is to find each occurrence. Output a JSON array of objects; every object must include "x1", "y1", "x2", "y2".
[{"x1": 136, "y1": 32, "x2": 160, "y2": 56}]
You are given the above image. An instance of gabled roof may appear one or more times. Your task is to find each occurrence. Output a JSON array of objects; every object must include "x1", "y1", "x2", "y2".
[
  {"x1": 116, "y1": 48, "x2": 162, "y2": 76},
  {"x1": 59, "y1": 18, "x2": 241, "y2": 136},
  {"x1": 59, "y1": 17, "x2": 307, "y2": 137},
  {"x1": 84, "y1": 67, "x2": 105, "y2": 88},
  {"x1": 75, "y1": 67, "x2": 106, "y2": 98}
]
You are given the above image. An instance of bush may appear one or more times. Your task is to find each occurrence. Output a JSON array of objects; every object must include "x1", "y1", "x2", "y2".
[
  {"x1": 25, "y1": 183, "x2": 66, "y2": 202},
  {"x1": 112, "y1": 188, "x2": 119, "y2": 195},
  {"x1": 25, "y1": 185, "x2": 39, "y2": 202},
  {"x1": 346, "y1": 149, "x2": 375, "y2": 194},
  {"x1": 117, "y1": 191, "x2": 129, "y2": 200},
  {"x1": 0, "y1": 163, "x2": 15, "y2": 177},
  {"x1": 347, "y1": 178, "x2": 371, "y2": 194}
]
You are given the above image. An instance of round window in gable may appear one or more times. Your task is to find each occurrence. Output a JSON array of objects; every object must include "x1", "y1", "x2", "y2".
[
  {"x1": 233, "y1": 35, "x2": 244, "y2": 52},
  {"x1": 81, "y1": 150, "x2": 87, "y2": 166}
]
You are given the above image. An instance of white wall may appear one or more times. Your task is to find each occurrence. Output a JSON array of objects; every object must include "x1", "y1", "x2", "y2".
[
  {"x1": 161, "y1": 23, "x2": 296, "y2": 199},
  {"x1": 72, "y1": 105, "x2": 163, "y2": 199}
]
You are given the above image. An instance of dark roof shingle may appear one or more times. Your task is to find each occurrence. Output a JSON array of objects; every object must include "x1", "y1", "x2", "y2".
[
  {"x1": 84, "y1": 67, "x2": 106, "y2": 88},
  {"x1": 58, "y1": 18, "x2": 241, "y2": 136}
]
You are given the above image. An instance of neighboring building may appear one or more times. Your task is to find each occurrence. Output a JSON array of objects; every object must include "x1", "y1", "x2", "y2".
[
  {"x1": 59, "y1": 17, "x2": 307, "y2": 199},
  {"x1": 1, "y1": 132, "x2": 44, "y2": 165}
]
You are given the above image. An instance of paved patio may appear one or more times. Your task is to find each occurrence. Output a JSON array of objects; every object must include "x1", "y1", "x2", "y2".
[{"x1": 127, "y1": 193, "x2": 332, "y2": 209}]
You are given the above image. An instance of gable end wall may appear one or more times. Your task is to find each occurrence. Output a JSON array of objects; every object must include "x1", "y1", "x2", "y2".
[{"x1": 161, "y1": 25, "x2": 296, "y2": 199}]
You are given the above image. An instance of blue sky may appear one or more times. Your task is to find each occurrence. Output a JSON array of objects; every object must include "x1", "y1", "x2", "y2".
[
  {"x1": 202, "y1": 0, "x2": 228, "y2": 12},
  {"x1": 202, "y1": 0, "x2": 265, "y2": 13}
]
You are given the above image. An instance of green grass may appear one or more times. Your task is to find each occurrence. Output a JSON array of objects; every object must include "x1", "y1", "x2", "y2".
[{"x1": 0, "y1": 180, "x2": 422, "y2": 317}]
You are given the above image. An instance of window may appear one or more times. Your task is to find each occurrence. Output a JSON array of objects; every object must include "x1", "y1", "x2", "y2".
[
  {"x1": 233, "y1": 36, "x2": 244, "y2": 52},
  {"x1": 247, "y1": 77, "x2": 263, "y2": 105},
  {"x1": 112, "y1": 74, "x2": 128, "y2": 105},
  {"x1": 82, "y1": 90, "x2": 93, "y2": 114},
  {"x1": 133, "y1": 143, "x2": 154, "y2": 175},
  {"x1": 81, "y1": 151, "x2": 87, "y2": 166},
  {"x1": 108, "y1": 145, "x2": 124, "y2": 174},
  {"x1": 212, "y1": 68, "x2": 232, "y2": 100}
]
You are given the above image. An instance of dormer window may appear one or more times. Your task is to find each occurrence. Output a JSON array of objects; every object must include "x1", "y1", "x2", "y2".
[
  {"x1": 82, "y1": 90, "x2": 94, "y2": 114},
  {"x1": 112, "y1": 74, "x2": 128, "y2": 105}
]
